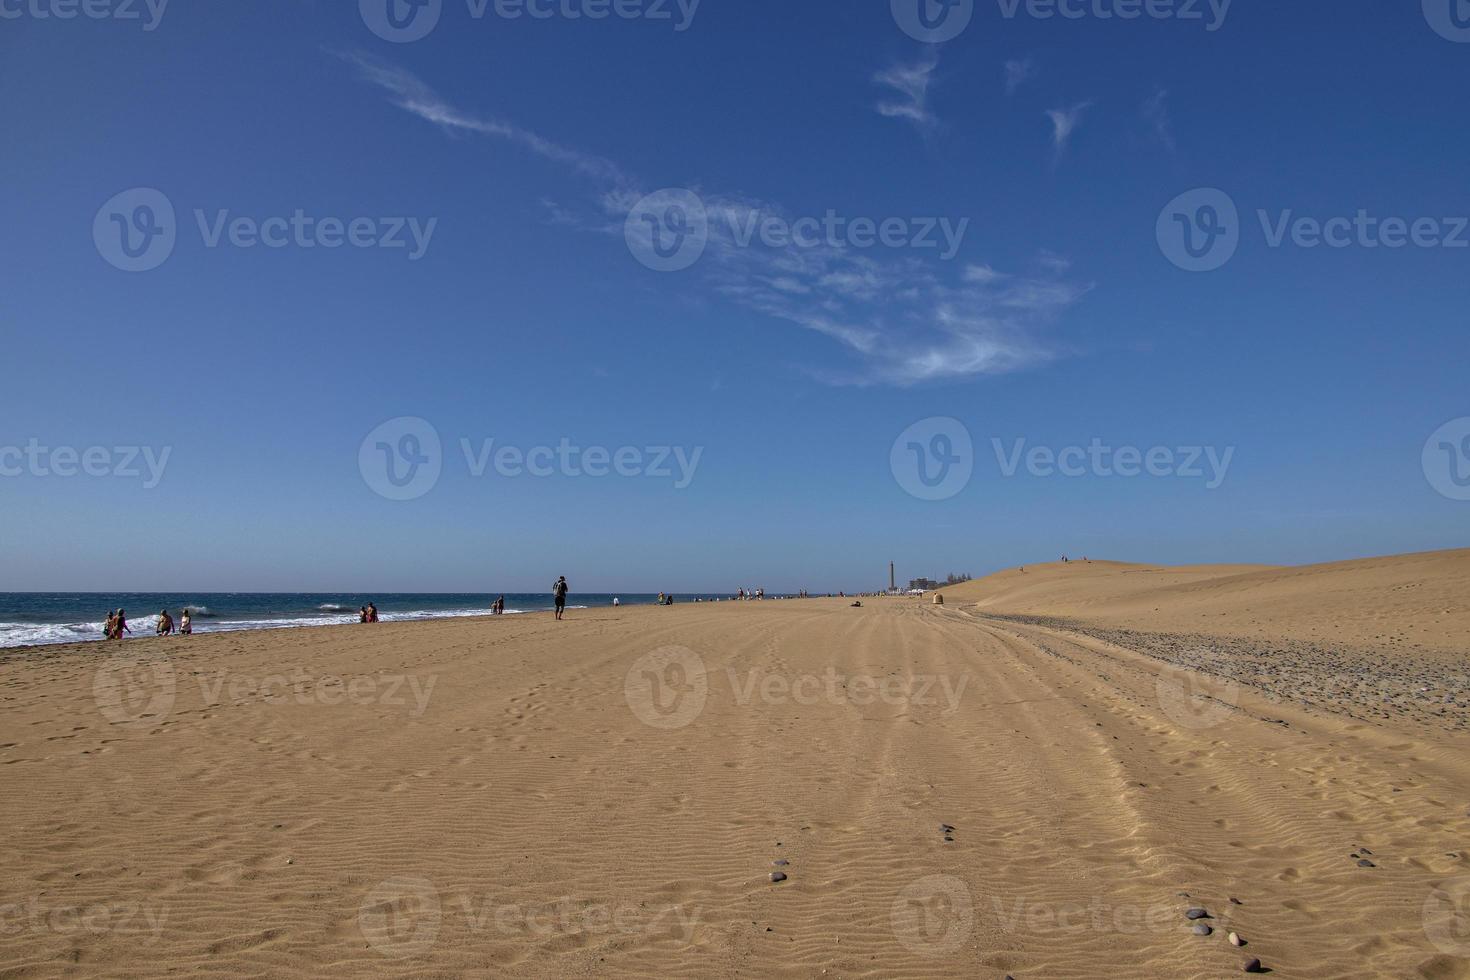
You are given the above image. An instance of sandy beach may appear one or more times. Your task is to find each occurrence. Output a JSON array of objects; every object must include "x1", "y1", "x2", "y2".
[{"x1": 3, "y1": 553, "x2": 1470, "y2": 978}]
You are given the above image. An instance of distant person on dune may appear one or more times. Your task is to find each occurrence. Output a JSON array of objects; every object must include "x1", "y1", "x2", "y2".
[{"x1": 553, "y1": 576, "x2": 569, "y2": 620}]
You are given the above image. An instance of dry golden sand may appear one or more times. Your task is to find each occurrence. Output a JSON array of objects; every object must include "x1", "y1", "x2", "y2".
[{"x1": 2, "y1": 556, "x2": 1469, "y2": 978}]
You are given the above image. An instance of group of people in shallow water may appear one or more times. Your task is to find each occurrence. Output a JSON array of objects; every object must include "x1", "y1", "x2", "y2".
[
  {"x1": 103, "y1": 608, "x2": 192, "y2": 640},
  {"x1": 102, "y1": 580, "x2": 580, "y2": 642}
]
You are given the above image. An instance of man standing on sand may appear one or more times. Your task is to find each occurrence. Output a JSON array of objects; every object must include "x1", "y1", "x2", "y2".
[{"x1": 553, "y1": 576, "x2": 569, "y2": 620}]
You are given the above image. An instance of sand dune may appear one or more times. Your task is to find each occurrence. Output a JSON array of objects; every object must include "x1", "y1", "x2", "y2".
[
  {"x1": 1, "y1": 561, "x2": 1468, "y2": 978},
  {"x1": 947, "y1": 548, "x2": 1470, "y2": 655}
]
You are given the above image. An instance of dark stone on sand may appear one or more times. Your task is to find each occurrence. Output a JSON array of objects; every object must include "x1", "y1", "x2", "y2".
[
  {"x1": 770, "y1": 872, "x2": 787, "y2": 883},
  {"x1": 1357, "y1": 858, "x2": 1376, "y2": 868},
  {"x1": 940, "y1": 824, "x2": 955, "y2": 833},
  {"x1": 1186, "y1": 908, "x2": 1209, "y2": 920},
  {"x1": 1229, "y1": 897, "x2": 1243, "y2": 905},
  {"x1": 1192, "y1": 924, "x2": 1212, "y2": 936},
  {"x1": 1243, "y1": 957, "x2": 1264, "y2": 973},
  {"x1": 773, "y1": 859, "x2": 789, "y2": 866}
]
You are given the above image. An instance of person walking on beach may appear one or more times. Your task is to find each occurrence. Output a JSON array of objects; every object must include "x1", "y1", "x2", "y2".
[
  {"x1": 553, "y1": 576, "x2": 569, "y2": 620},
  {"x1": 367, "y1": 602, "x2": 379, "y2": 623},
  {"x1": 180, "y1": 609, "x2": 192, "y2": 635},
  {"x1": 114, "y1": 609, "x2": 132, "y2": 639}
]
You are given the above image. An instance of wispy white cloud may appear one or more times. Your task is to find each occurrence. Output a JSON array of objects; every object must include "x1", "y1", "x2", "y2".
[
  {"x1": 336, "y1": 50, "x2": 632, "y2": 187},
  {"x1": 1004, "y1": 58, "x2": 1035, "y2": 95},
  {"x1": 1046, "y1": 101, "x2": 1094, "y2": 157},
  {"x1": 963, "y1": 263, "x2": 1008, "y2": 284},
  {"x1": 345, "y1": 53, "x2": 1091, "y2": 386},
  {"x1": 874, "y1": 51, "x2": 940, "y2": 129},
  {"x1": 1142, "y1": 87, "x2": 1175, "y2": 151}
]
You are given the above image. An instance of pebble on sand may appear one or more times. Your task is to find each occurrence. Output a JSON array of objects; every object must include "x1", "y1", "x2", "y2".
[
  {"x1": 1185, "y1": 907, "x2": 1209, "y2": 920},
  {"x1": 1192, "y1": 924, "x2": 1212, "y2": 936},
  {"x1": 1357, "y1": 858, "x2": 1376, "y2": 868},
  {"x1": 770, "y1": 872, "x2": 788, "y2": 883},
  {"x1": 1229, "y1": 932, "x2": 1244, "y2": 947},
  {"x1": 773, "y1": 859, "x2": 789, "y2": 866},
  {"x1": 1243, "y1": 957, "x2": 1264, "y2": 973}
]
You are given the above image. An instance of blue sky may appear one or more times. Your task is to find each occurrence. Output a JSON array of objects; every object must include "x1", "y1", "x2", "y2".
[{"x1": 1, "y1": 0, "x2": 1467, "y2": 592}]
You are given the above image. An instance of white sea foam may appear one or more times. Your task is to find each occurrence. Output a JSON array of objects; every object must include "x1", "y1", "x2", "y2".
[{"x1": 0, "y1": 605, "x2": 551, "y2": 650}]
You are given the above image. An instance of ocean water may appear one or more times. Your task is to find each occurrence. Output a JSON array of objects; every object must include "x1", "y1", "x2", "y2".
[{"x1": 0, "y1": 593, "x2": 729, "y2": 649}]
